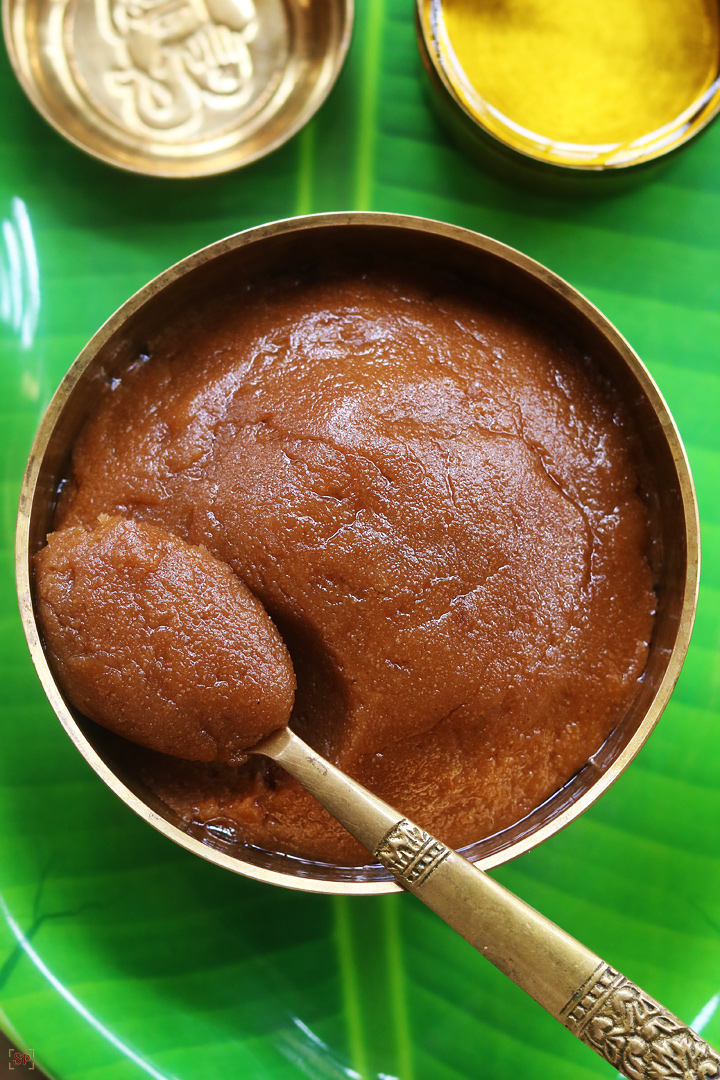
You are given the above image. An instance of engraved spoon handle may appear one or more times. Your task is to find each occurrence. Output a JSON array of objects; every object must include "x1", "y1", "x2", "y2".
[{"x1": 253, "y1": 727, "x2": 720, "y2": 1079}]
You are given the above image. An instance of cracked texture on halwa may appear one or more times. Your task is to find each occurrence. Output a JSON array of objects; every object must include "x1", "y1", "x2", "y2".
[{"x1": 39, "y1": 262, "x2": 655, "y2": 864}]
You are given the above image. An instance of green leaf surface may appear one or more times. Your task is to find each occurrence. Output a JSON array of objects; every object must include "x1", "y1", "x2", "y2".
[{"x1": 1, "y1": 2, "x2": 719, "y2": 1078}]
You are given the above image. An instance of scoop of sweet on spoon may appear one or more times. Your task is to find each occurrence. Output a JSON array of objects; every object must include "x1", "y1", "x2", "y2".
[
  {"x1": 34, "y1": 515, "x2": 296, "y2": 764},
  {"x1": 34, "y1": 517, "x2": 719, "y2": 1080}
]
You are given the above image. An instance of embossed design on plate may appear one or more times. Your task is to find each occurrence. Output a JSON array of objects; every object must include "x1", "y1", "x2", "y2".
[
  {"x1": 564, "y1": 964, "x2": 720, "y2": 1079},
  {"x1": 374, "y1": 819, "x2": 450, "y2": 887},
  {"x1": 94, "y1": 0, "x2": 260, "y2": 134},
  {"x1": 57, "y1": 0, "x2": 290, "y2": 143}
]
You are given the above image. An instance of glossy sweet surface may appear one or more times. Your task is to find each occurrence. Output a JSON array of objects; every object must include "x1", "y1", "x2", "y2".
[
  {"x1": 41, "y1": 263, "x2": 655, "y2": 865},
  {"x1": 1, "y1": 2, "x2": 720, "y2": 1078}
]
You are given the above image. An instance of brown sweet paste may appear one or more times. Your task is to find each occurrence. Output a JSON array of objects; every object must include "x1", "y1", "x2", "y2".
[
  {"x1": 37, "y1": 262, "x2": 656, "y2": 865},
  {"x1": 35, "y1": 516, "x2": 296, "y2": 763}
]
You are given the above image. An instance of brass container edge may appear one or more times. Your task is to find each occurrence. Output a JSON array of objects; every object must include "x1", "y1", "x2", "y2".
[
  {"x1": 2, "y1": 0, "x2": 354, "y2": 179},
  {"x1": 415, "y1": 0, "x2": 720, "y2": 185},
  {"x1": 15, "y1": 211, "x2": 701, "y2": 895}
]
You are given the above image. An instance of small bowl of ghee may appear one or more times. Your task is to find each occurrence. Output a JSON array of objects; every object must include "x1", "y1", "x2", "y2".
[{"x1": 417, "y1": 0, "x2": 720, "y2": 182}]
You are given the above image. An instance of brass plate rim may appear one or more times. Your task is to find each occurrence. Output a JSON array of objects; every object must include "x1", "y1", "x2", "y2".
[
  {"x1": 2, "y1": 0, "x2": 354, "y2": 179},
  {"x1": 16, "y1": 211, "x2": 701, "y2": 894},
  {"x1": 416, "y1": 0, "x2": 720, "y2": 174}
]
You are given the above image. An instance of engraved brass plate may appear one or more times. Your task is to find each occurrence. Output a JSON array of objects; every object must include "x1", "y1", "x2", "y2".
[{"x1": 3, "y1": 0, "x2": 352, "y2": 176}]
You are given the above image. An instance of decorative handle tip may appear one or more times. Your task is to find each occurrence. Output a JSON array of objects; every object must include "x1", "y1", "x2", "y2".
[{"x1": 562, "y1": 964, "x2": 720, "y2": 1080}]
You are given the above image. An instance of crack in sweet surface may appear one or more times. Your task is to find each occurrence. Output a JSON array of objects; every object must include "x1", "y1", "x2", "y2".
[{"x1": 45, "y1": 260, "x2": 656, "y2": 865}]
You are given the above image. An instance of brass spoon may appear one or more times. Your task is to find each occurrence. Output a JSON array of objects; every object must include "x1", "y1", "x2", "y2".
[
  {"x1": 252, "y1": 725, "x2": 720, "y2": 1080},
  {"x1": 32, "y1": 518, "x2": 717, "y2": 1078}
]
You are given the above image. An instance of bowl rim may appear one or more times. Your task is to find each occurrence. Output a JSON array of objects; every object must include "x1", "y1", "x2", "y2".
[
  {"x1": 415, "y1": 0, "x2": 720, "y2": 174},
  {"x1": 15, "y1": 210, "x2": 701, "y2": 894}
]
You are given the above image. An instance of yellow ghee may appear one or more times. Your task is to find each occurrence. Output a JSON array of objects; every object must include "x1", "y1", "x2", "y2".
[{"x1": 440, "y1": 0, "x2": 720, "y2": 150}]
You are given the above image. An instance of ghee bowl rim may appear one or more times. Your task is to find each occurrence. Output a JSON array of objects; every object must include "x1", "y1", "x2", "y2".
[
  {"x1": 15, "y1": 211, "x2": 700, "y2": 894},
  {"x1": 416, "y1": 0, "x2": 720, "y2": 175}
]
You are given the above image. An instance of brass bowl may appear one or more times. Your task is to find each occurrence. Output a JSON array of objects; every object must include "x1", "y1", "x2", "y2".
[
  {"x1": 416, "y1": 0, "x2": 720, "y2": 186},
  {"x1": 16, "y1": 212, "x2": 700, "y2": 894},
  {"x1": 3, "y1": 0, "x2": 352, "y2": 177}
]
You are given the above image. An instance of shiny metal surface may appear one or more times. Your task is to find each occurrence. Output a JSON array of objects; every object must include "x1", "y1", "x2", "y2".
[
  {"x1": 2, "y1": 0, "x2": 352, "y2": 176},
  {"x1": 15, "y1": 212, "x2": 700, "y2": 895},
  {"x1": 255, "y1": 726, "x2": 720, "y2": 1077}
]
